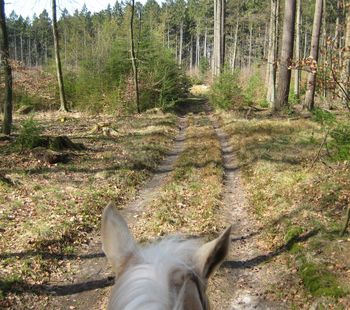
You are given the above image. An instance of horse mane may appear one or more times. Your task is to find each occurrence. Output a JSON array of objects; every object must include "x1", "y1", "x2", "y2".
[{"x1": 108, "y1": 237, "x2": 202, "y2": 310}]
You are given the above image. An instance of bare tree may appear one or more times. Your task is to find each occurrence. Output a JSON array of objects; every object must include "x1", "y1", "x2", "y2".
[
  {"x1": 130, "y1": 0, "x2": 140, "y2": 113},
  {"x1": 0, "y1": 0, "x2": 12, "y2": 135},
  {"x1": 52, "y1": 0, "x2": 69, "y2": 112},
  {"x1": 304, "y1": 0, "x2": 323, "y2": 110},
  {"x1": 275, "y1": 0, "x2": 296, "y2": 110}
]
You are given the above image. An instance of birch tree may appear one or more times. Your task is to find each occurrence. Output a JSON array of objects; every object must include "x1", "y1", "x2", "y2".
[
  {"x1": 304, "y1": 0, "x2": 323, "y2": 110},
  {"x1": 0, "y1": 0, "x2": 13, "y2": 135}
]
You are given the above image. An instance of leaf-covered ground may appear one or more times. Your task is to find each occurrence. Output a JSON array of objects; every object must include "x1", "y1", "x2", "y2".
[
  {"x1": 0, "y1": 110, "x2": 178, "y2": 307},
  {"x1": 1, "y1": 103, "x2": 349, "y2": 309},
  {"x1": 217, "y1": 111, "x2": 350, "y2": 308}
]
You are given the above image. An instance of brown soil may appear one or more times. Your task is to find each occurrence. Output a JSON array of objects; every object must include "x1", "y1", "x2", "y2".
[{"x1": 41, "y1": 116, "x2": 188, "y2": 310}]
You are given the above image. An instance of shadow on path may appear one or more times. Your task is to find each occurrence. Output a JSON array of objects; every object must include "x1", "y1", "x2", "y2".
[{"x1": 223, "y1": 229, "x2": 319, "y2": 270}]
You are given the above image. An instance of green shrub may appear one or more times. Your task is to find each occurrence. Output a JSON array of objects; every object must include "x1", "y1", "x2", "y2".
[
  {"x1": 64, "y1": 30, "x2": 188, "y2": 113},
  {"x1": 245, "y1": 71, "x2": 266, "y2": 106},
  {"x1": 209, "y1": 70, "x2": 246, "y2": 110},
  {"x1": 312, "y1": 108, "x2": 336, "y2": 127},
  {"x1": 139, "y1": 38, "x2": 189, "y2": 111},
  {"x1": 329, "y1": 122, "x2": 350, "y2": 161},
  {"x1": 16, "y1": 117, "x2": 43, "y2": 150}
]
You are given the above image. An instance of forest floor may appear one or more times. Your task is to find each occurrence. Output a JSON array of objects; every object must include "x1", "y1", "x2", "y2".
[{"x1": 0, "y1": 98, "x2": 350, "y2": 309}]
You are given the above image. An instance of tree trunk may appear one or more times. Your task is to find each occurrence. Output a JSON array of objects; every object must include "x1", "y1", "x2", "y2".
[
  {"x1": 20, "y1": 33, "x2": 23, "y2": 63},
  {"x1": 196, "y1": 32, "x2": 200, "y2": 69},
  {"x1": 341, "y1": 2, "x2": 350, "y2": 104},
  {"x1": 203, "y1": 26, "x2": 207, "y2": 58},
  {"x1": 130, "y1": 0, "x2": 140, "y2": 113},
  {"x1": 321, "y1": 0, "x2": 327, "y2": 98},
  {"x1": 334, "y1": 0, "x2": 341, "y2": 49},
  {"x1": 179, "y1": 22, "x2": 183, "y2": 66},
  {"x1": 303, "y1": 31, "x2": 308, "y2": 58},
  {"x1": 190, "y1": 36, "x2": 193, "y2": 72},
  {"x1": 213, "y1": 0, "x2": 225, "y2": 76},
  {"x1": 232, "y1": 21, "x2": 238, "y2": 71},
  {"x1": 294, "y1": 0, "x2": 301, "y2": 100},
  {"x1": 275, "y1": 0, "x2": 296, "y2": 111},
  {"x1": 266, "y1": 0, "x2": 279, "y2": 107},
  {"x1": 0, "y1": 0, "x2": 13, "y2": 135},
  {"x1": 304, "y1": 0, "x2": 323, "y2": 110},
  {"x1": 248, "y1": 23, "x2": 253, "y2": 68},
  {"x1": 175, "y1": 32, "x2": 178, "y2": 62},
  {"x1": 28, "y1": 37, "x2": 32, "y2": 67},
  {"x1": 52, "y1": 0, "x2": 69, "y2": 112}
]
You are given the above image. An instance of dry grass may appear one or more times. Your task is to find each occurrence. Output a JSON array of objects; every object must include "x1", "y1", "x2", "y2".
[
  {"x1": 218, "y1": 111, "x2": 350, "y2": 308},
  {"x1": 0, "y1": 111, "x2": 177, "y2": 306},
  {"x1": 135, "y1": 114, "x2": 224, "y2": 239}
]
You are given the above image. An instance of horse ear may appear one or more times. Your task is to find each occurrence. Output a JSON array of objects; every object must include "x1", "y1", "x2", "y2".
[
  {"x1": 194, "y1": 226, "x2": 231, "y2": 279},
  {"x1": 101, "y1": 202, "x2": 138, "y2": 273}
]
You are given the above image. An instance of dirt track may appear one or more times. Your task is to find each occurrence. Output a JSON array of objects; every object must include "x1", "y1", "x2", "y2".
[{"x1": 34, "y1": 102, "x2": 291, "y2": 309}]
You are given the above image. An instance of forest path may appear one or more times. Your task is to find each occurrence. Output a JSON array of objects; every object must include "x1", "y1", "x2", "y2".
[
  {"x1": 46, "y1": 116, "x2": 189, "y2": 310},
  {"x1": 207, "y1": 110, "x2": 289, "y2": 310},
  {"x1": 47, "y1": 100, "x2": 290, "y2": 310}
]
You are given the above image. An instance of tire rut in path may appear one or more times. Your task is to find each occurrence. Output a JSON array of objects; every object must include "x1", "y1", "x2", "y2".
[
  {"x1": 208, "y1": 114, "x2": 288, "y2": 310},
  {"x1": 46, "y1": 116, "x2": 188, "y2": 310}
]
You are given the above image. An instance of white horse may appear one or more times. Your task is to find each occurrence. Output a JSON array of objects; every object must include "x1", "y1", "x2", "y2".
[{"x1": 101, "y1": 202, "x2": 231, "y2": 310}]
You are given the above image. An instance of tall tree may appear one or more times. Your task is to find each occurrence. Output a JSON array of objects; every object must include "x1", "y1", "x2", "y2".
[
  {"x1": 294, "y1": 0, "x2": 301, "y2": 100},
  {"x1": 266, "y1": 0, "x2": 279, "y2": 107},
  {"x1": 130, "y1": 0, "x2": 140, "y2": 113},
  {"x1": 0, "y1": 0, "x2": 13, "y2": 135},
  {"x1": 213, "y1": 0, "x2": 225, "y2": 75},
  {"x1": 304, "y1": 0, "x2": 323, "y2": 110},
  {"x1": 231, "y1": 21, "x2": 238, "y2": 70},
  {"x1": 275, "y1": 0, "x2": 296, "y2": 110},
  {"x1": 340, "y1": 1, "x2": 350, "y2": 104},
  {"x1": 52, "y1": 0, "x2": 69, "y2": 112}
]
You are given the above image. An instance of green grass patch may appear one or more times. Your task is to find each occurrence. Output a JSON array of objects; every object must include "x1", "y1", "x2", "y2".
[{"x1": 298, "y1": 260, "x2": 348, "y2": 298}]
